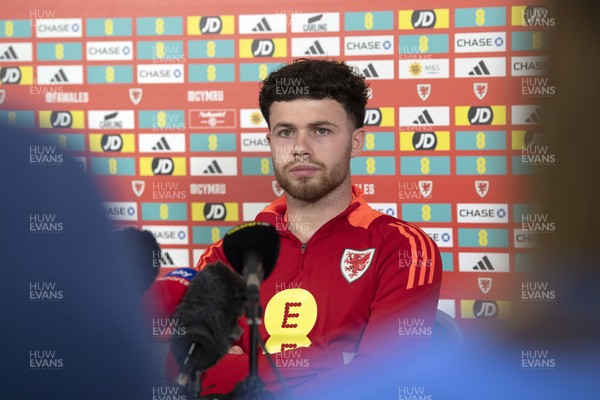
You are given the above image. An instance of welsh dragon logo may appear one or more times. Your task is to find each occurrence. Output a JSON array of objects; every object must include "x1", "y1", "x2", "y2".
[{"x1": 340, "y1": 248, "x2": 375, "y2": 283}]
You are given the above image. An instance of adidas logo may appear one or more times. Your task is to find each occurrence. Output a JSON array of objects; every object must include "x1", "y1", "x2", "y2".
[
  {"x1": 152, "y1": 137, "x2": 171, "y2": 151},
  {"x1": 468, "y1": 60, "x2": 490, "y2": 76},
  {"x1": 0, "y1": 46, "x2": 18, "y2": 60},
  {"x1": 50, "y1": 69, "x2": 69, "y2": 83},
  {"x1": 412, "y1": 109, "x2": 434, "y2": 124},
  {"x1": 304, "y1": 40, "x2": 326, "y2": 55},
  {"x1": 252, "y1": 17, "x2": 272, "y2": 32},
  {"x1": 362, "y1": 63, "x2": 379, "y2": 78},
  {"x1": 203, "y1": 160, "x2": 223, "y2": 174},
  {"x1": 525, "y1": 107, "x2": 543, "y2": 123},
  {"x1": 160, "y1": 252, "x2": 175, "y2": 266},
  {"x1": 473, "y1": 255, "x2": 494, "y2": 271}
]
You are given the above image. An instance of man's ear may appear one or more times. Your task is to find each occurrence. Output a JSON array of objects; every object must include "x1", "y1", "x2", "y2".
[
  {"x1": 266, "y1": 132, "x2": 271, "y2": 146},
  {"x1": 350, "y1": 128, "x2": 365, "y2": 158}
]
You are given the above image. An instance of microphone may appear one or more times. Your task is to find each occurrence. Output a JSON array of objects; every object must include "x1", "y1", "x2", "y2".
[
  {"x1": 222, "y1": 222, "x2": 280, "y2": 292},
  {"x1": 170, "y1": 262, "x2": 246, "y2": 387},
  {"x1": 142, "y1": 268, "x2": 197, "y2": 320}
]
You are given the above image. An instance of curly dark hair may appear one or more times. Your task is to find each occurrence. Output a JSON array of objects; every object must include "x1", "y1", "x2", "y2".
[{"x1": 258, "y1": 58, "x2": 370, "y2": 130}]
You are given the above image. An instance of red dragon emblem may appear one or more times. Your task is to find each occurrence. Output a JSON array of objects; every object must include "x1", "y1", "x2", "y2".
[{"x1": 341, "y1": 249, "x2": 375, "y2": 283}]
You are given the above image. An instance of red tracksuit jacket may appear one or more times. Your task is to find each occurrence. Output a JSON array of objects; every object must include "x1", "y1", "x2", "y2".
[{"x1": 194, "y1": 186, "x2": 442, "y2": 397}]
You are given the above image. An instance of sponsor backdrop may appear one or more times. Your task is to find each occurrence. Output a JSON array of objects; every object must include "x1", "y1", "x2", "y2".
[{"x1": 1, "y1": 0, "x2": 554, "y2": 327}]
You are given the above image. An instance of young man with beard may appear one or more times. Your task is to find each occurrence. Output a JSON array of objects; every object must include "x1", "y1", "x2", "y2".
[{"x1": 195, "y1": 59, "x2": 442, "y2": 397}]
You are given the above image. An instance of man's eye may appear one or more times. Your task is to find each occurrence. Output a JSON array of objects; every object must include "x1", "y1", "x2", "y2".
[
  {"x1": 278, "y1": 130, "x2": 293, "y2": 137},
  {"x1": 315, "y1": 128, "x2": 329, "y2": 135}
]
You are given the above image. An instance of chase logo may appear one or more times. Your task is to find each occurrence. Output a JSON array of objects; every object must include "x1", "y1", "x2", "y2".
[
  {"x1": 511, "y1": 56, "x2": 550, "y2": 76},
  {"x1": 192, "y1": 202, "x2": 239, "y2": 221},
  {"x1": 240, "y1": 133, "x2": 269, "y2": 152},
  {"x1": 400, "y1": 131, "x2": 450, "y2": 151},
  {"x1": 35, "y1": 18, "x2": 82, "y2": 38},
  {"x1": 399, "y1": 9, "x2": 449, "y2": 29},
  {"x1": 239, "y1": 38, "x2": 287, "y2": 58},
  {"x1": 187, "y1": 16, "x2": 235, "y2": 35},
  {"x1": 363, "y1": 107, "x2": 394, "y2": 127},
  {"x1": 344, "y1": 35, "x2": 394, "y2": 56},
  {"x1": 455, "y1": 106, "x2": 506, "y2": 126},
  {"x1": 86, "y1": 41, "x2": 132, "y2": 61},
  {"x1": 455, "y1": 32, "x2": 506, "y2": 53},
  {"x1": 422, "y1": 228, "x2": 453, "y2": 248},
  {"x1": 39, "y1": 111, "x2": 85, "y2": 129},
  {"x1": 137, "y1": 64, "x2": 184, "y2": 84},
  {"x1": 0, "y1": 66, "x2": 33, "y2": 85},
  {"x1": 143, "y1": 225, "x2": 188, "y2": 245},
  {"x1": 89, "y1": 134, "x2": 135, "y2": 152},
  {"x1": 370, "y1": 203, "x2": 398, "y2": 217},
  {"x1": 457, "y1": 203, "x2": 508, "y2": 223},
  {"x1": 103, "y1": 202, "x2": 137, "y2": 221},
  {"x1": 140, "y1": 157, "x2": 187, "y2": 176}
]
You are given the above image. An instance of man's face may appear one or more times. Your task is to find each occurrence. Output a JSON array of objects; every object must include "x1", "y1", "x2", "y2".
[{"x1": 266, "y1": 98, "x2": 364, "y2": 202}]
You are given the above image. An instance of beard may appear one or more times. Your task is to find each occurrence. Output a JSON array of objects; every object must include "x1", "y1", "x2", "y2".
[{"x1": 273, "y1": 146, "x2": 352, "y2": 202}]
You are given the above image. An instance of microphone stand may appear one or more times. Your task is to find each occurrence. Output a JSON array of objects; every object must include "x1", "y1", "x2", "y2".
[{"x1": 230, "y1": 251, "x2": 275, "y2": 400}]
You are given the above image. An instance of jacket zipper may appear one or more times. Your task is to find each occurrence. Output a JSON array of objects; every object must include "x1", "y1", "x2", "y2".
[{"x1": 277, "y1": 201, "x2": 361, "y2": 272}]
